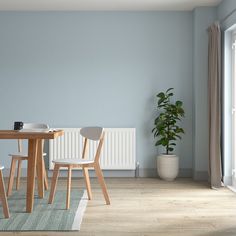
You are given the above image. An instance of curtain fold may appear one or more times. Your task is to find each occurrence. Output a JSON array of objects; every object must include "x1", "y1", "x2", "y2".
[{"x1": 208, "y1": 22, "x2": 222, "y2": 188}]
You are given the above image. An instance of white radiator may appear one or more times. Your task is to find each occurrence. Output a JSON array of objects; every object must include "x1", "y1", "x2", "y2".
[{"x1": 49, "y1": 128, "x2": 136, "y2": 170}]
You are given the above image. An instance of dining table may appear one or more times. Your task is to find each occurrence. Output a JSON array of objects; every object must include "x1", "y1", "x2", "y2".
[{"x1": 0, "y1": 129, "x2": 64, "y2": 213}]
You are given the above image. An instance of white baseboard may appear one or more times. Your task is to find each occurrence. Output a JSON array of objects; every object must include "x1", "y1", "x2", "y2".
[
  {"x1": 2, "y1": 168, "x2": 193, "y2": 178},
  {"x1": 227, "y1": 185, "x2": 236, "y2": 193}
]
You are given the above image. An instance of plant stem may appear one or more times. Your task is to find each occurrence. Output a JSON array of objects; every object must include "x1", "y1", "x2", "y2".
[
  {"x1": 167, "y1": 123, "x2": 169, "y2": 155},
  {"x1": 166, "y1": 96, "x2": 170, "y2": 155}
]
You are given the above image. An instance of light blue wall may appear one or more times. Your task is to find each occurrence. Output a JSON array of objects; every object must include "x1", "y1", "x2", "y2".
[
  {"x1": 217, "y1": 0, "x2": 236, "y2": 28},
  {"x1": 192, "y1": 7, "x2": 217, "y2": 179},
  {"x1": 0, "y1": 12, "x2": 193, "y2": 174}
]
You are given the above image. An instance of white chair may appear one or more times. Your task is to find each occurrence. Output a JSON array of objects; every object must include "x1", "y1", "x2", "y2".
[
  {"x1": 7, "y1": 123, "x2": 49, "y2": 196},
  {"x1": 48, "y1": 127, "x2": 110, "y2": 209},
  {"x1": 0, "y1": 166, "x2": 10, "y2": 218}
]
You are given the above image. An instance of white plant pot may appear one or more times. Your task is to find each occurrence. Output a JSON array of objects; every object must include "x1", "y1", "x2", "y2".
[{"x1": 157, "y1": 154, "x2": 179, "y2": 181}]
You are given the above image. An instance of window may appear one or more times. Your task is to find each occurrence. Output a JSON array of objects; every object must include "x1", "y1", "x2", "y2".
[
  {"x1": 223, "y1": 25, "x2": 236, "y2": 188},
  {"x1": 232, "y1": 31, "x2": 236, "y2": 188}
]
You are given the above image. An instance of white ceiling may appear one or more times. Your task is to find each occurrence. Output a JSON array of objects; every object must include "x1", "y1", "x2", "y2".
[{"x1": 0, "y1": 0, "x2": 222, "y2": 11}]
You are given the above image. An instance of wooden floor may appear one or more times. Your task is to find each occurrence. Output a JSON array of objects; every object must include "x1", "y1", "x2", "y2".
[{"x1": 1, "y1": 177, "x2": 236, "y2": 236}]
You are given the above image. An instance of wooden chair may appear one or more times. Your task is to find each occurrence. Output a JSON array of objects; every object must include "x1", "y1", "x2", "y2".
[
  {"x1": 0, "y1": 166, "x2": 10, "y2": 218},
  {"x1": 48, "y1": 127, "x2": 110, "y2": 209},
  {"x1": 7, "y1": 123, "x2": 49, "y2": 197}
]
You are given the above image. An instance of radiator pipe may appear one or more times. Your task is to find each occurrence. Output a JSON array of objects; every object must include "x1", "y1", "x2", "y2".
[{"x1": 135, "y1": 161, "x2": 139, "y2": 178}]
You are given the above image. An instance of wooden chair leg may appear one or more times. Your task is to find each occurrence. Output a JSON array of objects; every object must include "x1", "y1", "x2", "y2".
[
  {"x1": 42, "y1": 158, "x2": 48, "y2": 190},
  {"x1": 44, "y1": 170, "x2": 49, "y2": 191},
  {"x1": 0, "y1": 170, "x2": 10, "y2": 218},
  {"x1": 7, "y1": 158, "x2": 17, "y2": 197},
  {"x1": 94, "y1": 163, "x2": 110, "y2": 205},
  {"x1": 48, "y1": 164, "x2": 60, "y2": 204},
  {"x1": 16, "y1": 160, "x2": 22, "y2": 190},
  {"x1": 66, "y1": 166, "x2": 72, "y2": 210},
  {"x1": 82, "y1": 167, "x2": 92, "y2": 200}
]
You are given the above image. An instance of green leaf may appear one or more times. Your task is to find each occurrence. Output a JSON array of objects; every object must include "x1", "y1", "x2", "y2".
[
  {"x1": 176, "y1": 101, "x2": 183, "y2": 107},
  {"x1": 178, "y1": 128, "x2": 184, "y2": 133},
  {"x1": 155, "y1": 139, "x2": 163, "y2": 146},
  {"x1": 166, "y1": 88, "x2": 174, "y2": 93},
  {"x1": 158, "y1": 97, "x2": 166, "y2": 105},
  {"x1": 175, "y1": 134, "x2": 182, "y2": 139},
  {"x1": 154, "y1": 130, "x2": 159, "y2": 137},
  {"x1": 157, "y1": 92, "x2": 165, "y2": 98},
  {"x1": 178, "y1": 108, "x2": 185, "y2": 115}
]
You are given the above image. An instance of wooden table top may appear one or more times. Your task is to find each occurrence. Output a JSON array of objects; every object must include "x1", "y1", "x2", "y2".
[{"x1": 0, "y1": 130, "x2": 64, "y2": 139}]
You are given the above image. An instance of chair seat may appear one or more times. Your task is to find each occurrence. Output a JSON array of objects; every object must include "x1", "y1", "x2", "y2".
[
  {"x1": 8, "y1": 152, "x2": 28, "y2": 158},
  {"x1": 53, "y1": 159, "x2": 95, "y2": 165},
  {"x1": 8, "y1": 152, "x2": 47, "y2": 158}
]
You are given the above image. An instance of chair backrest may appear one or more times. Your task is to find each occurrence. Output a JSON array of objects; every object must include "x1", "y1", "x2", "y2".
[
  {"x1": 23, "y1": 123, "x2": 49, "y2": 129},
  {"x1": 80, "y1": 127, "x2": 105, "y2": 162},
  {"x1": 80, "y1": 127, "x2": 103, "y2": 141},
  {"x1": 18, "y1": 123, "x2": 49, "y2": 152}
]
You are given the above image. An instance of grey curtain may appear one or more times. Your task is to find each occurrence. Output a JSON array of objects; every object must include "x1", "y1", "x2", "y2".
[{"x1": 208, "y1": 22, "x2": 222, "y2": 188}]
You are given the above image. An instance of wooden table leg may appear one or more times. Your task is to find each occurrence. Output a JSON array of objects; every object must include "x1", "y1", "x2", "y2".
[
  {"x1": 36, "y1": 140, "x2": 44, "y2": 198},
  {"x1": 26, "y1": 139, "x2": 38, "y2": 213}
]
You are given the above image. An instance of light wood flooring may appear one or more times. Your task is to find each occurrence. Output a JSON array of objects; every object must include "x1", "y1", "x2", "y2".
[{"x1": 1, "y1": 177, "x2": 236, "y2": 236}]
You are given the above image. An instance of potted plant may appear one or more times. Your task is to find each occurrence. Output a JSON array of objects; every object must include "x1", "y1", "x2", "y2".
[{"x1": 152, "y1": 88, "x2": 185, "y2": 181}]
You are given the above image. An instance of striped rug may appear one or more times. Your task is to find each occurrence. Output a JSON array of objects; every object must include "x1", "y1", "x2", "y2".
[{"x1": 0, "y1": 189, "x2": 88, "y2": 231}]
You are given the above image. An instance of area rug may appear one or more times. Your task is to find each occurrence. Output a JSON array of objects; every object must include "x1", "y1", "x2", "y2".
[{"x1": 0, "y1": 189, "x2": 88, "y2": 231}]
